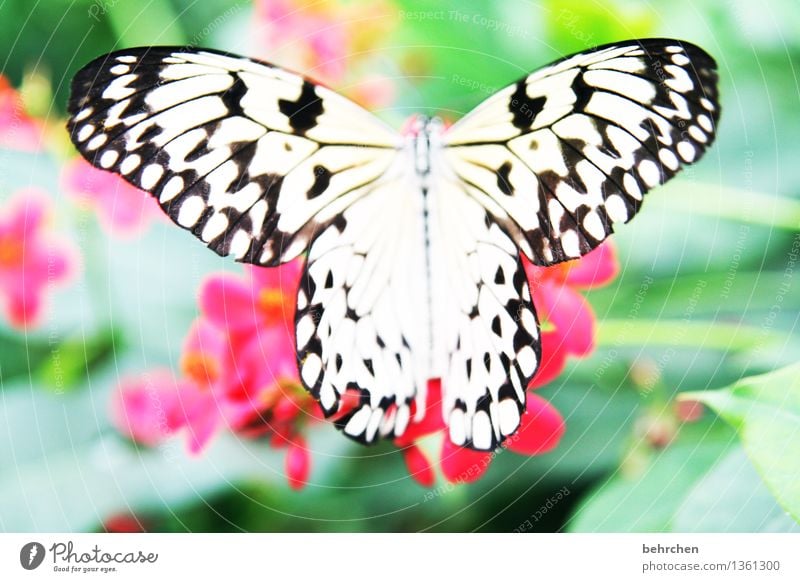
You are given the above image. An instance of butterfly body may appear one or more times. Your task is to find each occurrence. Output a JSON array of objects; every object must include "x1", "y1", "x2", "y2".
[{"x1": 68, "y1": 39, "x2": 719, "y2": 451}]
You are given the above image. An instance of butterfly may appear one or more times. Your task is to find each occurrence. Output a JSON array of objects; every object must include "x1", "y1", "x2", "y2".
[{"x1": 67, "y1": 39, "x2": 719, "y2": 451}]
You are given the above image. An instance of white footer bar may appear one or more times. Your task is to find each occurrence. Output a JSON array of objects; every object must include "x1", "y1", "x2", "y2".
[{"x1": 1, "y1": 533, "x2": 798, "y2": 581}]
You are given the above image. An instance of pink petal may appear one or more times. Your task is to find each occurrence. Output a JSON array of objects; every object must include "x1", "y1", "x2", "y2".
[
  {"x1": 199, "y1": 273, "x2": 259, "y2": 334},
  {"x1": 273, "y1": 397, "x2": 301, "y2": 422},
  {"x1": 184, "y1": 405, "x2": 220, "y2": 454},
  {"x1": 286, "y1": 437, "x2": 311, "y2": 490},
  {"x1": 241, "y1": 324, "x2": 297, "y2": 377},
  {"x1": 529, "y1": 330, "x2": 568, "y2": 389},
  {"x1": 182, "y1": 317, "x2": 228, "y2": 359},
  {"x1": 41, "y1": 246, "x2": 73, "y2": 281},
  {"x1": 507, "y1": 394, "x2": 565, "y2": 456},
  {"x1": 565, "y1": 241, "x2": 619, "y2": 289},
  {"x1": 248, "y1": 258, "x2": 303, "y2": 293},
  {"x1": 4, "y1": 287, "x2": 41, "y2": 328},
  {"x1": 0, "y1": 76, "x2": 43, "y2": 151},
  {"x1": 61, "y1": 158, "x2": 159, "y2": 237},
  {"x1": 110, "y1": 371, "x2": 184, "y2": 446},
  {"x1": 402, "y1": 444, "x2": 435, "y2": 487},
  {"x1": 4, "y1": 189, "x2": 46, "y2": 237},
  {"x1": 534, "y1": 281, "x2": 595, "y2": 358},
  {"x1": 440, "y1": 439, "x2": 490, "y2": 484},
  {"x1": 395, "y1": 379, "x2": 445, "y2": 446}
]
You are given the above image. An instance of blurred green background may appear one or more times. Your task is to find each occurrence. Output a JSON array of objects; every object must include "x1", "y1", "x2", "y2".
[{"x1": 1, "y1": 0, "x2": 799, "y2": 532}]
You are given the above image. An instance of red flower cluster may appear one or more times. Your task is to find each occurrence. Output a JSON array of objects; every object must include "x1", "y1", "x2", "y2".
[
  {"x1": 525, "y1": 241, "x2": 618, "y2": 388},
  {"x1": 0, "y1": 190, "x2": 77, "y2": 328},
  {"x1": 0, "y1": 76, "x2": 77, "y2": 329},
  {"x1": 111, "y1": 260, "x2": 320, "y2": 490},
  {"x1": 113, "y1": 242, "x2": 618, "y2": 489}
]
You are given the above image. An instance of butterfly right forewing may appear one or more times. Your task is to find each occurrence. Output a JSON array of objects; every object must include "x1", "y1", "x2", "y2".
[{"x1": 444, "y1": 39, "x2": 720, "y2": 266}]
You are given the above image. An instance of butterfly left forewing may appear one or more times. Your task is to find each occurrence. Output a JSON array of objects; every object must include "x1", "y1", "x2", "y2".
[{"x1": 68, "y1": 46, "x2": 400, "y2": 266}]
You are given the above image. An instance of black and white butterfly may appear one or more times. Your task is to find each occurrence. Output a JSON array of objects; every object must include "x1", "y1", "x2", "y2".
[{"x1": 68, "y1": 39, "x2": 719, "y2": 451}]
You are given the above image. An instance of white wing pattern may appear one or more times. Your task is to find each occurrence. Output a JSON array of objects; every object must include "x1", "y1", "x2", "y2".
[
  {"x1": 68, "y1": 47, "x2": 400, "y2": 266},
  {"x1": 445, "y1": 39, "x2": 719, "y2": 265},
  {"x1": 68, "y1": 40, "x2": 719, "y2": 450}
]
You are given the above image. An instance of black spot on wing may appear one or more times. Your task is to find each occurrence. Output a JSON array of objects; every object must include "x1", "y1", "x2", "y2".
[
  {"x1": 496, "y1": 161, "x2": 514, "y2": 196},
  {"x1": 308, "y1": 165, "x2": 332, "y2": 199},
  {"x1": 279, "y1": 80, "x2": 324, "y2": 135},
  {"x1": 494, "y1": 265, "x2": 506, "y2": 285},
  {"x1": 570, "y1": 71, "x2": 593, "y2": 112},
  {"x1": 509, "y1": 81, "x2": 546, "y2": 130},
  {"x1": 220, "y1": 74, "x2": 247, "y2": 117}
]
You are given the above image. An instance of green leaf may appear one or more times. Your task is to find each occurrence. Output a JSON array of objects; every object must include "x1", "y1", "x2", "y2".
[
  {"x1": 674, "y1": 448, "x2": 799, "y2": 532},
  {"x1": 596, "y1": 319, "x2": 787, "y2": 353},
  {"x1": 0, "y1": 329, "x2": 52, "y2": 384},
  {"x1": 105, "y1": 0, "x2": 186, "y2": 46},
  {"x1": 38, "y1": 328, "x2": 121, "y2": 392},
  {"x1": 0, "y1": 327, "x2": 119, "y2": 392},
  {"x1": 543, "y1": 0, "x2": 656, "y2": 55},
  {"x1": 681, "y1": 363, "x2": 800, "y2": 522},
  {"x1": 567, "y1": 420, "x2": 735, "y2": 532}
]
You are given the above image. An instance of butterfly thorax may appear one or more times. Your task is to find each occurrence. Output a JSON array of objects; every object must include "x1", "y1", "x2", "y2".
[{"x1": 405, "y1": 115, "x2": 445, "y2": 180}]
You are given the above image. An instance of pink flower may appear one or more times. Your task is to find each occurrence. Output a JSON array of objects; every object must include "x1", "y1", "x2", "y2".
[
  {"x1": 111, "y1": 370, "x2": 183, "y2": 447},
  {"x1": 0, "y1": 75, "x2": 43, "y2": 151},
  {"x1": 525, "y1": 242, "x2": 619, "y2": 387},
  {"x1": 255, "y1": 0, "x2": 349, "y2": 82},
  {"x1": 200, "y1": 263, "x2": 302, "y2": 397},
  {"x1": 253, "y1": 0, "x2": 397, "y2": 95},
  {"x1": 285, "y1": 436, "x2": 311, "y2": 490},
  {"x1": 0, "y1": 189, "x2": 77, "y2": 328},
  {"x1": 175, "y1": 318, "x2": 242, "y2": 452},
  {"x1": 111, "y1": 259, "x2": 318, "y2": 489},
  {"x1": 61, "y1": 158, "x2": 161, "y2": 237}
]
